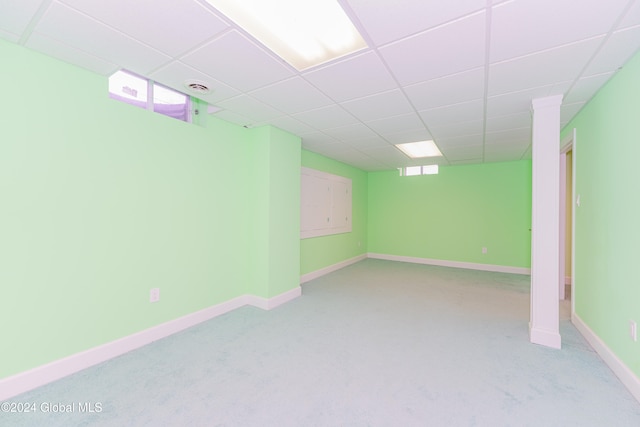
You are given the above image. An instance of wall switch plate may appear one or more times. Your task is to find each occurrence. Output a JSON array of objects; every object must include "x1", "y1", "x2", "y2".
[
  {"x1": 482, "y1": 247, "x2": 488, "y2": 254},
  {"x1": 150, "y1": 288, "x2": 160, "y2": 303},
  {"x1": 630, "y1": 320, "x2": 637, "y2": 342}
]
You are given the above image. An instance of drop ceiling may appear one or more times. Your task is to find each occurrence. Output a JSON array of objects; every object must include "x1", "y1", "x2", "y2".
[{"x1": 2, "y1": 0, "x2": 639, "y2": 171}]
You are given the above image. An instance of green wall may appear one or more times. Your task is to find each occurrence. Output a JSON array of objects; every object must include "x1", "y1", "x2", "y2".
[
  {"x1": 562, "y1": 50, "x2": 640, "y2": 377},
  {"x1": 0, "y1": 39, "x2": 300, "y2": 379},
  {"x1": 368, "y1": 161, "x2": 532, "y2": 268},
  {"x1": 300, "y1": 150, "x2": 368, "y2": 275}
]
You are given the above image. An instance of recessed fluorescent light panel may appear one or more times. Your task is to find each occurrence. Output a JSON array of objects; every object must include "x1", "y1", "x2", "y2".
[
  {"x1": 395, "y1": 140, "x2": 443, "y2": 158},
  {"x1": 206, "y1": 0, "x2": 367, "y2": 70}
]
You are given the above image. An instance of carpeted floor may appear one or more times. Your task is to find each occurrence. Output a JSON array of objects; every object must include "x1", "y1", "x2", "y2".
[{"x1": 3, "y1": 259, "x2": 640, "y2": 426}]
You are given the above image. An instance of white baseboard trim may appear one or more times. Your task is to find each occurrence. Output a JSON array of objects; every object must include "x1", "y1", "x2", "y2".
[
  {"x1": 246, "y1": 286, "x2": 302, "y2": 310},
  {"x1": 367, "y1": 253, "x2": 531, "y2": 275},
  {"x1": 529, "y1": 326, "x2": 562, "y2": 349},
  {"x1": 572, "y1": 313, "x2": 640, "y2": 403},
  {"x1": 300, "y1": 254, "x2": 367, "y2": 283},
  {"x1": 0, "y1": 288, "x2": 301, "y2": 401}
]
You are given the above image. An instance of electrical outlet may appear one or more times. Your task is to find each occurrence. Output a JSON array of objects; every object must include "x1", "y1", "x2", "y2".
[
  {"x1": 482, "y1": 247, "x2": 488, "y2": 254},
  {"x1": 630, "y1": 320, "x2": 637, "y2": 342},
  {"x1": 150, "y1": 288, "x2": 160, "y2": 303}
]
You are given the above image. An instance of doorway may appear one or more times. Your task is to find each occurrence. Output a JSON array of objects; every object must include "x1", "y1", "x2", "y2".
[{"x1": 559, "y1": 129, "x2": 575, "y2": 319}]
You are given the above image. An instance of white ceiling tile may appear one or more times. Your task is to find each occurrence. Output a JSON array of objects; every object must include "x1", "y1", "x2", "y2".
[
  {"x1": 584, "y1": 25, "x2": 640, "y2": 76},
  {"x1": 450, "y1": 158, "x2": 484, "y2": 165},
  {"x1": 430, "y1": 119, "x2": 484, "y2": 140},
  {"x1": 149, "y1": 61, "x2": 240, "y2": 103},
  {"x1": 322, "y1": 123, "x2": 379, "y2": 142},
  {"x1": 346, "y1": 137, "x2": 392, "y2": 149},
  {"x1": 618, "y1": 0, "x2": 640, "y2": 29},
  {"x1": 441, "y1": 145, "x2": 484, "y2": 161},
  {"x1": 485, "y1": 112, "x2": 531, "y2": 132},
  {"x1": 564, "y1": 72, "x2": 615, "y2": 104},
  {"x1": 486, "y1": 85, "x2": 554, "y2": 117},
  {"x1": 25, "y1": 32, "x2": 119, "y2": 75},
  {"x1": 366, "y1": 113, "x2": 425, "y2": 137},
  {"x1": 490, "y1": 0, "x2": 626, "y2": 63},
  {"x1": 0, "y1": 29, "x2": 20, "y2": 43},
  {"x1": 293, "y1": 105, "x2": 359, "y2": 129},
  {"x1": 216, "y1": 95, "x2": 283, "y2": 123},
  {"x1": 484, "y1": 128, "x2": 531, "y2": 145},
  {"x1": 32, "y1": 2, "x2": 172, "y2": 75},
  {"x1": 210, "y1": 110, "x2": 253, "y2": 127},
  {"x1": 488, "y1": 37, "x2": 604, "y2": 96},
  {"x1": 300, "y1": 132, "x2": 340, "y2": 149},
  {"x1": 383, "y1": 128, "x2": 434, "y2": 145},
  {"x1": 404, "y1": 67, "x2": 485, "y2": 111},
  {"x1": 420, "y1": 99, "x2": 484, "y2": 126},
  {"x1": 264, "y1": 116, "x2": 316, "y2": 136},
  {"x1": 361, "y1": 145, "x2": 410, "y2": 164},
  {"x1": 250, "y1": 77, "x2": 333, "y2": 114},
  {"x1": 345, "y1": 0, "x2": 486, "y2": 46},
  {"x1": 341, "y1": 89, "x2": 414, "y2": 122},
  {"x1": 379, "y1": 11, "x2": 486, "y2": 85},
  {"x1": 437, "y1": 134, "x2": 484, "y2": 148},
  {"x1": 560, "y1": 102, "x2": 586, "y2": 126},
  {"x1": 61, "y1": 0, "x2": 229, "y2": 57},
  {"x1": 0, "y1": 0, "x2": 43, "y2": 37},
  {"x1": 181, "y1": 30, "x2": 294, "y2": 92},
  {"x1": 302, "y1": 51, "x2": 397, "y2": 102}
]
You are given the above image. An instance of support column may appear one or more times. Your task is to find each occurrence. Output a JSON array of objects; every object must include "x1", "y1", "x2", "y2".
[{"x1": 530, "y1": 95, "x2": 563, "y2": 349}]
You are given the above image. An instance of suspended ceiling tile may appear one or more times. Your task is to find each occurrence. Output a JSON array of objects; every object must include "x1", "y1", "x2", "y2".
[
  {"x1": 382, "y1": 128, "x2": 434, "y2": 145},
  {"x1": 488, "y1": 37, "x2": 603, "y2": 96},
  {"x1": 341, "y1": 89, "x2": 414, "y2": 122},
  {"x1": 430, "y1": 120, "x2": 484, "y2": 140},
  {"x1": 365, "y1": 113, "x2": 425, "y2": 137},
  {"x1": 322, "y1": 123, "x2": 379, "y2": 142},
  {"x1": 216, "y1": 95, "x2": 283, "y2": 123},
  {"x1": 486, "y1": 85, "x2": 555, "y2": 117},
  {"x1": 485, "y1": 112, "x2": 531, "y2": 133},
  {"x1": 583, "y1": 25, "x2": 640, "y2": 76},
  {"x1": 265, "y1": 116, "x2": 316, "y2": 136},
  {"x1": 379, "y1": 11, "x2": 486, "y2": 86},
  {"x1": 618, "y1": 0, "x2": 640, "y2": 29},
  {"x1": 490, "y1": 0, "x2": 626, "y2": 63},
  {"x1": 564, "y1": 72, "x2": 615, "y2": 104},
  {"x1": 346, "y1": 136, "x2": 392, "y2": 149},
  {"x1": 61, "y1": 0, "x2": 229, "y2": 57},
  {"x1": 345, "y1": 0, "x2": 486, "y2": 46},
  {"x1": 0, "y1": 0, "x2": 43, "y2": 37},
  {"x1": 302, "y1": 51, "x2": 397, "y2": 102},
  {"x1": 436, "y1": 134, "x2": 484, "y2": 148},
  {"x1": 404, "y1": 67, "x2": 485, "y2": 111},
  {"x1": 560, "y1": 102, "x2": 586, "y2": 125},
  {"x1": 250, "y1": 77, "x2": 333, "y2": 115},
  {"x1": 293, "y1": 105, "x2": 359, "y2": 129},
  {"x1": 450, "y1": 158, "x2": 484, "y2": 165},
  {"x1": 484, "y1": 128, "x2": 531, "y2": 145},
  {"x1": 210, "y1": 109, "x2": 253, "y2": 127},
  {"x1": 181, "y1": 30, "x2": 294, "y2": 92},
  {"x1": 420, "y1": 99, "x2": 484, "y2": 126},
  {"x1": 0, "y1": 29, "x2": 20, "y2": 43},
  {"x1": 33, "y1": 2, "x2": 172, "y2": 75},
  {"x1": 361, "y1": 145, "x2": 409, "y2": 163},
  {"x1": 149, "y1": 61, "x2": 240, "y2": 103},
  {"x1": 25, "y1": 32, "x2": 119, "y2": 75},
  {"x1": 441, "y1": 145, "x2": 484, "y2": 161}
]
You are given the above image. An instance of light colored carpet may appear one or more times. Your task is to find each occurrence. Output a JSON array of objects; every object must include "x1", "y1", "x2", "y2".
[{"x1": 3, "y1": 259, "x2": 640, "y2": 426}]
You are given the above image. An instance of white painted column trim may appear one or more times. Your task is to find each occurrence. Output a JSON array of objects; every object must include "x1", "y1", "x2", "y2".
[{"x1": 530, "y1": 95, "x2": 563, "y2": 349}]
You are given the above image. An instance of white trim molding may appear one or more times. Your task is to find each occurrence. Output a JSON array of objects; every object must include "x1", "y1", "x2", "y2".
[
  {"x1": 300, "y1": 254, "x2": 367, "y2": 283},
  {"x1": 573, "y1": 313, "x2": 640, "y2": 403},
  {"x1": 367, "y1": 253, "x2": 531, "y2": 275},
  {"x1": 0, "y1": 288, "x2": 301, "y2": 401}
]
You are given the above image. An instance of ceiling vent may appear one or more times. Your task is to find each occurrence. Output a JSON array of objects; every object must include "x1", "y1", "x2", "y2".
[{"x1": 184, "y1": 80, "x2": 212, "y2": 94}]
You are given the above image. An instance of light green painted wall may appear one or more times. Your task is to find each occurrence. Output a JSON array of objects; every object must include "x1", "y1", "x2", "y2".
[
  {"x1": 0, "y1": 40, "x2": 300, "y2": 378},
  {"x1": 300, "y1": 150, "x2": 368, "y2": 275},
  {"x1": 368, "y1": 161, "x2": 532, "y2": 268},
  {"x1": 562, "y1": 50, "x2": 640, "y2": 377}
]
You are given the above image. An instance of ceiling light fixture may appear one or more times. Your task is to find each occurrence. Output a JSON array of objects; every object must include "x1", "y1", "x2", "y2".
[
  {"x1": 395, "y1": 140, "x2": 443, "y2": 158},
  {"x1": 205, "y1": 0, "x2": 367, "y2": 71}
]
